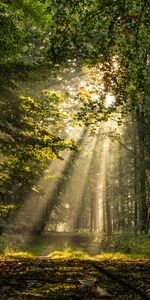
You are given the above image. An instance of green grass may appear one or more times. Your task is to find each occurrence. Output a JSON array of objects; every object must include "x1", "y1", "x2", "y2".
[
  {"x1": 47, "y1": 248, "x2": 90, "y2": 259},
  {"x1": 96, "y1": 252, "x2": 149, "y2": 261},
  {"x1": 3, "y1": 247, "x2": 33, "y2": 258}
]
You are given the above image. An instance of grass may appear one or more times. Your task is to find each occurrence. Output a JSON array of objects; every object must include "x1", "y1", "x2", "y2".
[
  {"x1": 3, "y1": 247, "x2": 33, "y2": 259},
  {"x1": 96, "y1": 252, "x2": 149, "y2": 261},
  {"x1": 2, "y1": 247, "x2": 148, "y2": 262},
  {"x1": 47, "y1": 248, "x2": 90, "y2": 259},
  {"x1": 0, "y1": 231, "x2": 150, "y2": 259}
]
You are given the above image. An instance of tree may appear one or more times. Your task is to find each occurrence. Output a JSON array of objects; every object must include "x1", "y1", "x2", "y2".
[
  {"x1": 74, "y1": 1, "x2": 150, "y2": 233},
  {"x1": 0, "y1": 92, "x2": 75, "y2": 223},
  {"x1": 0, "y1": 0, "x2": 51, "y2": 66}
]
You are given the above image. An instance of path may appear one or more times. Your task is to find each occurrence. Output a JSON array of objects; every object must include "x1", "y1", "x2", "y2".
[{"x1": 0, "y1": 257, "x2": 150, "y2": 299}]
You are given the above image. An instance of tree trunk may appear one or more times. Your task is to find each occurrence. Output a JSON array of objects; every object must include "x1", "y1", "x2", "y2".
[
  {"x1": 105, "y1": 172, "x2": 112, "y2": 235},
  {"x1": 132, "y1": 120, "x2": 139, "y2": 230},
  {"x1": 137, "y1": 109, "x2": 148, "y2": 234}
]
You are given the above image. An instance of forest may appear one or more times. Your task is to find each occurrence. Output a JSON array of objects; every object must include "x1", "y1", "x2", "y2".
[{"x1": 0, "y1": 0, "x2": 150, "y2": 299}]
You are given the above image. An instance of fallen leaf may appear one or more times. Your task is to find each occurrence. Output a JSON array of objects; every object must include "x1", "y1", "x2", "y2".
[
  {"x1": 92, "y1": 286, "x2": 113, "y2": 298},
  {"x1": 79, "y1": 277, "x2": 97, "y2": 287}
]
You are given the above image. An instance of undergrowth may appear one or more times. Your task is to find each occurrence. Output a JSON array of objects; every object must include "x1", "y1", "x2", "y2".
[
  {"x1": 47, "y1": 248, "x2": 89, "y2": 259},
  {"x1": 96, "y1": 252, "x2": 149, "y2": 261},
  {"x1": 0, "y1": 231, "x2": 150, "y2": 259},
  {"x1": 100, "y1": 231, "x2": 150, "y2": 257},
  {"x1": 3, "y1": 246, "x2": 33, "y2": 258}
]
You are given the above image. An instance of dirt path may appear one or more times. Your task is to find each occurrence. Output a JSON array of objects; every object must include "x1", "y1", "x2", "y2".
[{"x1": 0, "y1": 257, "x2": 150, "y2": 299}]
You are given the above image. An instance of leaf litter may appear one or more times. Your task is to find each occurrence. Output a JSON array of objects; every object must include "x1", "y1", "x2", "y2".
[{"x1": 0, "y1": 257, "x2": 150, "y2": 299}]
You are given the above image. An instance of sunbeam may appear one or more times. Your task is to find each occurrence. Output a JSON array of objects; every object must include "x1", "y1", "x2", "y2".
[
  {"x1": 96, "y1": 130, "x2": 110, "y2": 232},
  {"x1": 56, "y1": 132, "x2": 97, "y2": 232},
  {"x1": 5, "y1": 63, "x2": 121, "y2": 256},
  {"x1": 13, "y1": 127, "x2": 85, "y2": 234}
]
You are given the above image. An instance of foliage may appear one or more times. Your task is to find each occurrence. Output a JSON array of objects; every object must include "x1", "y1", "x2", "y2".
[
  {"x1": 0, "y1": 0, "x2": 51, "y2": 65},
  {"x1": 100, "y1": 232, "x2": 150, "y2": 257},
  {"x1": 0, "y1": 92, "x2": 76, "y2": 211},
  {"x1": 0, "y1": 205, "x2": 17, "y2": 226}
]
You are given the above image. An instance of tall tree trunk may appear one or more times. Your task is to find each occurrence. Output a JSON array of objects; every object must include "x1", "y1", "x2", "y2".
[
  {"x1": 90, "y1": 197, "x2": 94, "y2": 232},
  {"x1": 137, "y1": 109, "x2": 148, "y2": 234},
  {"x1": 103, "y1": 200, "x2": 106, "y2": 232},
  {"x1": 132, "y1": 119, "x2": 139, "y2": 229},
  {"x1": 105, "y1": 170, "x2": 112, "y2": 235}
]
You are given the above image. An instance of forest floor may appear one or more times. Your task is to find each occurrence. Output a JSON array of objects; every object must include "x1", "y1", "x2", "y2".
[
  {"x1": 0, "y1": 232, "x2": 150, "y2": 299},
  {"x1": 0, "y1": 256, "x2": 150, "y2": 300}
]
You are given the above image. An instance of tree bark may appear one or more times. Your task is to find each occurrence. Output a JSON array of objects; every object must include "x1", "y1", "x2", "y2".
[
  {"x1": 105, "y1": 169, "x2": 112, "y2": 235},
  {"x1": 137, "y1": 109, "x2": 148, "y2": 234}
]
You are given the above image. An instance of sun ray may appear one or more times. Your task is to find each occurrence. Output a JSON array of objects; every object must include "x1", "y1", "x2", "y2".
[
  {"x1": 13, "y1": 128, "x2": 85, "y2": 232},
  {"x1": 5, "y1": 63, "x2": 122, "y2": 256}
]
